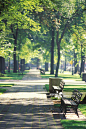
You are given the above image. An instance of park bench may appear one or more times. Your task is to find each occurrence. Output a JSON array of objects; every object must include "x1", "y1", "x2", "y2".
[
  {"x1": 52, "y1": 80, "x2": 65, "y2": 97},
  {"x1": 39, "y1": 68, "x2": 45, "y2": 75},
  {"x1": 60, "y1": 89, "x2": 82, "y2": 117}
]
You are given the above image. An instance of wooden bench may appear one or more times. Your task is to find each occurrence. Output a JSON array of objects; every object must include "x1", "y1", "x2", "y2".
[
  {"x1": 60, "y1": 89, "x2": 82, "y2": 117},
  {"x1": 39, "y1": 68, "x2": 45, "y2": 75},
  {"x1": 52, "y1": 80, "x2": 65, "y2": 96}
]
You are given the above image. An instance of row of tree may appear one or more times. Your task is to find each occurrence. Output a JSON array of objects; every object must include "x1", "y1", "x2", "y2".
[{"x1": 0, "y1": 0, "x2": 86, "y2": 76}]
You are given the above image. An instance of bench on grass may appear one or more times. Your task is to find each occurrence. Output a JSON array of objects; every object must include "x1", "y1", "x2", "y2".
[
  {"x1": 60, "y1": 89, "x2": 82, "y2": 117},
  {"x1": 52, "y1": 80, "x2": 65, "y2": 96},
  {"x1": 39, "y1": 68, "x2": 45, "y2": 75}
]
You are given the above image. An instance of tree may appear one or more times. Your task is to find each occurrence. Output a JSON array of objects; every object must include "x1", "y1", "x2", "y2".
[{"x1": 0, "y1": 0, "x2": 43, "y2": 72}]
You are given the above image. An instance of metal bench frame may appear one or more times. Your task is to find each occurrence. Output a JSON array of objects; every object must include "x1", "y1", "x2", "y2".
[{"x1": 60, "y1": 89, "x2": 82, "y2": 117}]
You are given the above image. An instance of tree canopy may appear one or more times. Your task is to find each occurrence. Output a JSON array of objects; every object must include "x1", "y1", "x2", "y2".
[{"x1": 0, "y1": 0, "x2": 86, "y2": 75}]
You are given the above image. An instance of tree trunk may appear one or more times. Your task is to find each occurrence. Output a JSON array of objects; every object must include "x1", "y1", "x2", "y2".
[
  {"x1": 0, "y1": 57, "x2": 5, "y2": 74},
  {"x1": 50, "y1": 27, "x2": 54, "y2": 74},
  {"x1": 64, "y1": 56, "x2": 66, "y2": 71},
  {"x1": 13, "y1": 37, "x2": 17, "y2": 73},
  {"x1": 8, "y1": 52, "x2": 10, "y2": 73},
  {"x1": 74, "y1": 50, "x2": 78, "y2": 74},
  {"x1": 55, "y1": 31, "x2": 60, "y2": 77},
  {"x1": 10, "y1": 25, "x2": 18, "y2": 73},
  {"x1": 45, "y1": 62, "x2": 48, "y2": 71},
  {"x1": 80, "y1": 45, "x2": 85, "y2": 76},
  {"x1": 37, "y1": 58, "x2": 40, "y2": 69},
  {"x1": 18, "y1": 55, "x2": 20, "y2": 72},
  {"x1": 82, "y1": 54, "x2": 85, "y2": 72}
]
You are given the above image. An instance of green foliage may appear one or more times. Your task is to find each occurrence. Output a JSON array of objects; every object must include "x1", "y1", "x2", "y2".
[{"x1": 0, "y1": 0, "x2": 86, "y2": 73}]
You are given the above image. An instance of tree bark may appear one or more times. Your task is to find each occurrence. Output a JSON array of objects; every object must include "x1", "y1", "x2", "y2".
[
  {"x1": 64, "y1": 56, "x2": 66, "y2": 71},
  {"x1": 50, "y1": 27, "x2": 54, "y2": 74},
  {"x1": 8, "y1": 52, "x2": 10, "y2": 73},
  {"x1": 10, "y1": 24, "x2": 18, "y2": 73},
  {"x1": 45, "y1": 62, "x2": 48, "y2": 71},
  {"x1": 74, "y1": 50, "x2": 78, "y2": 74},
  {"x1": 55, "y1": 31, "x2": 60, "y2": 77},
  {"x1": 55, "y1": 18, "x2": 69, "y2": 77},
  {"x1": 80, "y1": 45, "x2": 85, "y2": 76}
]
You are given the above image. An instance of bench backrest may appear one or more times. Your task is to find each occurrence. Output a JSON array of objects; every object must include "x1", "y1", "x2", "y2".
[
  {"x1": 59, "y1": 80, "x2": 65, "y2": 89},
  {"x1": 71, "y1": 89, "x2": 82, "y2": 105}
]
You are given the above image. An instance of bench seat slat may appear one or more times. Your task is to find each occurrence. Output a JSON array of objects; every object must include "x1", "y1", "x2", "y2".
[
  {"x1": 53, "y1": 86, "x2": 61, "y2": 90},
  {"x1": 60, "y1": 89, "x2": 82, "y2": 117},
  {"x1": 62, "y1": 98, "x2": 77, "y2": 106}
]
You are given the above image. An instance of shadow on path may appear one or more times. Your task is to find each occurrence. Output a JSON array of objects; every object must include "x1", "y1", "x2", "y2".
[{"x1": 0, "y1": 68, "x2": 64, "y2": 129}]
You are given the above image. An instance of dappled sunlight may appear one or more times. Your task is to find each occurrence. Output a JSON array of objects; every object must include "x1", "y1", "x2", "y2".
[{"x1": 0, "y1": 98, "x2": 59, "y2": 128}]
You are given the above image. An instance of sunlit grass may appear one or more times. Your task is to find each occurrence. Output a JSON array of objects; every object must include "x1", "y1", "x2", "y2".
[
  {"x1": 79, "y1": 104, "x2": 86, "y2": 116},
  {"x1": 0, "y1": 84, "x2": 14, "y2": 87},
  {"x1": 45, "y1": 84, "x2": 86, "y2": 92},
  {"x1": 0, "y1": 70, "x2": 29, "y2": 80},
  {"x1": 41, "y1": 71, "x2": 82, "y2": 81},
  {"x1": 64, "y1": 85, "x2": 86, "y2": 92},
  {"x1": 61, "y1": 120, "x2": 86, "y2": 129}
]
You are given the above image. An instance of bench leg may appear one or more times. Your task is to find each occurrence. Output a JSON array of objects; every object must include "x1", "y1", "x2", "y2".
[
  {"x1": 60, "y1": 98, "x2": 63, "y2": 112},
  {"x1": 75, "y1": 107, "x2": 79, "y2": 117}
]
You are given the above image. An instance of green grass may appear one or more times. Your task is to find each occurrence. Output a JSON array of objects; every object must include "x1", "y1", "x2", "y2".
[
  {"x1": 0, "y1": 70, "x2": 29, "y2": 80},
  {"x1": 45, "y1": 84, "x2": 86, "y2": 92},
  {"x1": 51, "y1": 97, "x2": 61, "y2": 100},
  {"x1": 64, "y1": 85, "x2": 86, "y2": 92},
  {"x1": 79, "y1": 104, "x2": 86, "y2": 116},
  {"x1": 0, "y1": 83, "x2": 14, "y2": 95},
  {"x1": 0, "y1": 84, "x2": 14, "y2": 87},
  {"x1": 0, "y1": 88, "x2": 6, "y2": 95},
  {"x1": 41, "y1": 71, "x2": 82, "y2": 81},
  {"x1": 54, "y1": 104, "x2": 61, "y2": 107},
  {"x1": 61, "y1": 120, "x2": 86, "y2": 129},
  {"x1": 45, "y1": 84, "x2": 49, "y2": 92}
]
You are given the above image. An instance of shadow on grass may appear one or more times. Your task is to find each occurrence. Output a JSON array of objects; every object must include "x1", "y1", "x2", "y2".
[
  {"x1": 0, "y1": 88, "x2": 6, "y2": 95},
  {"x1": 0, "y1": 84, "x2": 14, "y2": 87}
]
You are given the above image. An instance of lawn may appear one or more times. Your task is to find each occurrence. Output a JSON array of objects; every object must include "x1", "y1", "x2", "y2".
[
  {"x1": 0, "y1": 70, "x2": 29, "y2": 80},
  {"x1": 41, "y1": 71, "x2": 82, "y2": 81},
  {"x1": 0, "y1": 70, "x2": 29, "y2": 95},
  {"x1": 0, "y1": 84, "x2": 14, "y2": 87},
  {"x1": 45, "y1": 84, "x2": 86, "y2": 92},
  {"x1": 61, "y1": 120, "x2": 86, "y2": 129},
  {"x1": 0, "y1": 83, "x2": 14, "y2": 95},
  {"x1": 0, "y1": 88, "x2": 6, "y2": 95}
]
